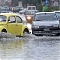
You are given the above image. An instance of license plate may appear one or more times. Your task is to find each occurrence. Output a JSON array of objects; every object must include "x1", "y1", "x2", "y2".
[{"x1": 44, "y1": 28, "x2": 50, "y2": 31}]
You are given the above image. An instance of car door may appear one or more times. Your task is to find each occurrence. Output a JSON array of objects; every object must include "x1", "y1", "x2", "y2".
[
  {"x1": 16, "y1": 16, "x2": 23, "y2": 35},
  {"x1": 7, "y1": 16, "x2": 17, "y2": 35}
]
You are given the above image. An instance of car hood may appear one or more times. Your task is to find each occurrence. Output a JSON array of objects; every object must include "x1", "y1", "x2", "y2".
[{"x1": 33, "y1": 20, "x2": 59, "y2": 26}]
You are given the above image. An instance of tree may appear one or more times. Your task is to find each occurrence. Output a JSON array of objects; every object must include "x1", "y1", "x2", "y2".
[
  {"x1": 12, "y1": 0, "x2": 42, "y2": 7},
  {"x1": 12, "y1": 0, "x2": 18, "y2": 6}
]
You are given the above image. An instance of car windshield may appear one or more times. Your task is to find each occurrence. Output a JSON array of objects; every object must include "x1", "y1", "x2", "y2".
[
  {"x1": 34, "y1": 13, "x2": 57, "y2": 21},
  {"x1": 26, "y1": 11, "x2": 35, "y2": 15},
  {"x1": 0, "y1": 15, "x2": 6, "y2": 22}
]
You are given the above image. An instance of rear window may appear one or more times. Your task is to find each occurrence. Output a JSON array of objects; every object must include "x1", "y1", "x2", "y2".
[
  {"x1": 27, "y1": 6, "x2": 36, "y2": 10},
  {"x1": 0, "y1": 15, "x2": 6, "y2": 22},
  {"x1": 34, "y1": 13, "x2": 57, "y2": 21},
  {"x1": 32, "y1": 7, "x2": 36, "y2": 10}
]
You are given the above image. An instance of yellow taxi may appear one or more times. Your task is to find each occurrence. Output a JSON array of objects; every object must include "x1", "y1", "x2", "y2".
[{"x1": 0, "y1": 13, "x2": 30, "y2": 36}]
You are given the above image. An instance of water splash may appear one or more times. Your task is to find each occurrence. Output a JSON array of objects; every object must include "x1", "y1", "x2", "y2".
[{"x1": 0, "y1": 32, "x2": 60, "y2": 41}]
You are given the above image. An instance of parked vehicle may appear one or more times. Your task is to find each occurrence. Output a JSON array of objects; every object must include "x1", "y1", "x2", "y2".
[
  {"x1": 0, "y1": 13, "x2": 30, "y2": 36},
  {"x1": 0, "y1": 7, "x2": 9, "y2": 13},
  {"x1": 32, "y1": 12, "x2": 60, "y2": 36}
]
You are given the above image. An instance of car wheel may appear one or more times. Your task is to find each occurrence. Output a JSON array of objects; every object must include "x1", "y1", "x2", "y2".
[
  {"x1": 56, "y1": 33, "x2": 60, "y2": 36},
  {"x1": 24, "y1": 31, "x2": 28, "y2": 34},
  {"x1": 1, "y1": 29, "x2": 7, "y2": 33},
  {"x1": 23, "y1": 31, "x2": 29, "y2": 37}
]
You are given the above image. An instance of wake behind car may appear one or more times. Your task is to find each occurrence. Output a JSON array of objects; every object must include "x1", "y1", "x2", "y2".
[
  {"x1": 0, "y1": 13, "x2": 30, "y2": 36},
  {"x1": 32, "y1": 12, "x2": 60, "y2": 36}
]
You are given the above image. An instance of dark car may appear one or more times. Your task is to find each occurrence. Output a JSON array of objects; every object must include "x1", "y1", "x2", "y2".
[{"x1": 32, "y1": 12, "x2": 60, "y2": 36}]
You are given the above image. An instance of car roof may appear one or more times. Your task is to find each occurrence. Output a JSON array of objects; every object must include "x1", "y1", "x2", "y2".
[
  {"x1": 0, "y1": 13, "x2": 17, "y2": 16},
  {"x1": 35, "y1": 12, "x2": 55, "y2": 14},
  {"x1": 54, "y1": 10, "x2": 60, "y2": 13}
]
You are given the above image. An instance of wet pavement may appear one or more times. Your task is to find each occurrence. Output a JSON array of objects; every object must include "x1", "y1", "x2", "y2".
[{"x1": 0, "y1": 33, "x2": 60, "y2": 60}]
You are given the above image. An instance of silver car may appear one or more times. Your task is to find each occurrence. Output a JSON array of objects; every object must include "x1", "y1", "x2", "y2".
[{"x1": 32, "y1": 12, "x2": 60, "y2": 36}]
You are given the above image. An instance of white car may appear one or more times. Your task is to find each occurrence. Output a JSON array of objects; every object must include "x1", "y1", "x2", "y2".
[
  {"x1": 26, "y1": 6, "x2": 38, "y2": 14},
  {"x1": 32, "y1": 12, "x2": 60, "y2": 36}
]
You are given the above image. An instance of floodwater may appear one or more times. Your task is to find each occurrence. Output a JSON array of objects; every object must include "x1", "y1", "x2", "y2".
[{"x1": 0, "y1": 33, "x2": 60, "y2": 60}]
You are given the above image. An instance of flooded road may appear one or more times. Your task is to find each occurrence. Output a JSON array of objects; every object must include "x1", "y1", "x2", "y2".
[{"x1": 0, "y1": 33, "x2": 60, "y2": 60}]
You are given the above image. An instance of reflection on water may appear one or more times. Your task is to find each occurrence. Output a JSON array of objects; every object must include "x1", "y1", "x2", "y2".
[
  {"x1": 0, "y1": 39, "x2": 24, "y2": 60},
  {"x1": 24, "y1": 39, "x2": 60, "y2": 60},
  {"x1": 0, "y1": 33, "x2": 60, "y2": 60}
]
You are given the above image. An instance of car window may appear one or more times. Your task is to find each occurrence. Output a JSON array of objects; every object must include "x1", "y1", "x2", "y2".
[
  {"x1": 8, "y1": 16, "x2": 16, "y2": 23},
  {"x1": 0, "y1": 15, "x2": 6, "y2": 22},
  {"x1": 28, "y1": 7, "x2": 31, "y2": 10},
  {"x1": 34, "y1": 13, "x2": 57, "y2": 21},
  {"x1": 16, "y1": 16, "x2": 22, "y2": 23},
  {"x1": 32, "y1": 7, "x2": 35, "y2": 10}
]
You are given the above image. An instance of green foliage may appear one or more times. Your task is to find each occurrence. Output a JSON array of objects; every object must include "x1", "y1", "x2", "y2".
[
  {"x1": 47, "y1": 6, "x2": 59, "y2": 12},
  {"x1": 36, "y1": 4, "x2": 59, "y2": 12},
  {"x1": 42, "y1": 6, "x2": 48, "y2": 12},
  {"x1": 36, "y1": 4, "x2": 43, "y2": 12}
]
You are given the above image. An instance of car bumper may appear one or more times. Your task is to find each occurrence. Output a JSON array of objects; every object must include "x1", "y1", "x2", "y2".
[
  {"x1": 32, "y1": 28, "x2": 60, "y2": 36},
  {"x1": 33, "y1": 31, "x2": 59, "y2": 35}
]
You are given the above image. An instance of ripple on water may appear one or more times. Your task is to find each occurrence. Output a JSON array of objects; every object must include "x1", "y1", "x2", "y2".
[
  {"x1": 0, "y1": 32, "x2": 37, "y2": 41},
  {"x1": 0, "y1": 32, "x2": 60, "y2": 41}
]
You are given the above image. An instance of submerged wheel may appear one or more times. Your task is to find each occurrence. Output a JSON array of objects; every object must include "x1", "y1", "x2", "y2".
[
  {"x1": 24, "y1": 31, "x2": 29, "y2": 35},
  {"x1": 1, "y1": 29, "x2": 7, "y2": 33},
  {"x1": 56, "y1": 33, "x2": 60, "y2": 36},
  {"x1": 23, "y1": 29, "x2": 29, "y2": 37}
]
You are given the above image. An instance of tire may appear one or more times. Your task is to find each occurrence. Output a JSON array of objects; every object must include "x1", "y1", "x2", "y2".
[
  {"x1": 56, "y1": 33, "x2": 60, "y2": 36},
  {"x1": 23, "y1": 31, "x2": 29, "y2": 37},
  {"x1": 24, "y1": 31, "x2": 28, "y2": 34},
  {"x1": 1, "y1": 29, "x2": 7, "y2": 33}
]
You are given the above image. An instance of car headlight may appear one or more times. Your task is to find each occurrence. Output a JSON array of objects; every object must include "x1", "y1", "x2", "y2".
[
  {"x1": 32, "y1": 25, "x2": 39, "y2": 29},
  {"x1": 26, "y1": 16, "x2": 32, "y2": 20},
  {"x1": 53, "y1": 24, "x2": 59, "y2": 27},
  {"x1": 26, "y1": 16, "x2": 33, "y2": 23}
]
